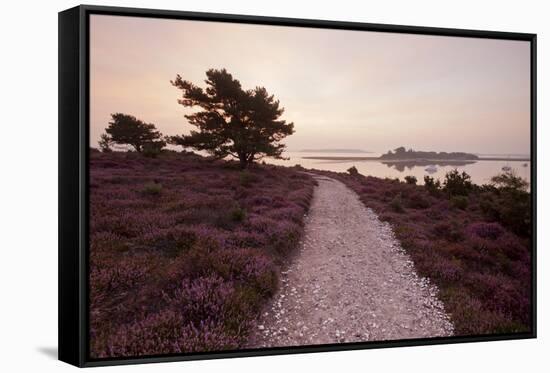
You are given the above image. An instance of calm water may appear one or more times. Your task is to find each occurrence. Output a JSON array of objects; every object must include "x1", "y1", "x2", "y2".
[{"x1": 266, "y1": 152, "x2": 531, "y2": 186}]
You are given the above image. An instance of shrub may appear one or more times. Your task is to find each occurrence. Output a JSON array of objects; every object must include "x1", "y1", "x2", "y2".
[
  {"x1": 142, "y1": 140, "x2": 166, "y2": 158},
  {"x1": 406, "y1": 192, "x2": 430, "y2": 209},
  {"x1": 490, "y1": 171, "x2": 528, "y2": 191},
  {"x1": 145, "y1": 227, "x2": 198, "y2": 256},
  {"x1": 450, "y1": 195, "x2": 468, "y2": 210},
  {"x1": 482, "y1": 171, "x2": 531, "y2": 236},
  {"x1": 424, "y1": 175, "x2": 441, "y2": 194},
  {"x1": 230, "y1": 207, "x2": 247, "y2": 222},
  {"x1": 443, "y1": 169, "x2": 473, "y2": 196},
  {"x1": 480, "y1": 189, "x2": 530, "y2": 236},
  {"x1": 433, "y1": 222, "x2": 464, "y2": 242},
  {"x1": 98, "y1": 133, "x2": 113, "y2": 153},
  {"x1": 434, "y1": 257, "x2": 463, "y2": 282},
  {"x1": 466, "y1": 222, "x2": 505, "y2": 240},
  {"x1": 239, "y1": 171, "x2": 259, "y2": 187},
  {"x1": 390, "y1": 193, "x2": 404, "y2": 212},
  {"x1": 404, "y1": 175, "x2": 417, "y2": 185},
  {"x1": 347, "y1": 166, "x2": 359, "y2": 176},
  {"x1": 141, "y1": 182, "x2": 162, "y2": 196}
]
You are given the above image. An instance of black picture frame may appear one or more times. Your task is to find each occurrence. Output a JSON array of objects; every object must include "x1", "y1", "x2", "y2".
[{"x1": 59, "y1": 4, "x2": 537, "y2": 367}]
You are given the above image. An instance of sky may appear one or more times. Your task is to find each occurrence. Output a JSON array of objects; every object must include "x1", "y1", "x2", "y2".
[{"x1": 90, "y1": 15, "x2": 531, "y2": 155}]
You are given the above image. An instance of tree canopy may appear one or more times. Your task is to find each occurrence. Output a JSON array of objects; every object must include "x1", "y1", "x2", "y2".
[
  {"x1": 98, "y1": 133, "x2": 113, "y2": 153},
  {"x1": 169, "y1": 68, "x2": 295, "y2": 168},
  {"x1": 104, "y1": 113, "x2": 164, "y2": 153}
]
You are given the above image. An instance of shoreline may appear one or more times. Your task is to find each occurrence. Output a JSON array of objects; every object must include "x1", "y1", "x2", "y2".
[{"x1": 301, "y1": 156, "x2": 530, "y2": 162}]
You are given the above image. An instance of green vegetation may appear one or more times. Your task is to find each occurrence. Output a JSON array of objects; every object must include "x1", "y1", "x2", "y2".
[
  {"x1": 443, "y1": 169, "x2": 473, "y2": 197},
  {"x1": 404, "y1": 175, "x2": 417, "y2": 185},
  {"x1": 390, "y1": 193, "x2": 404, "y2": 212},
  {"x1": 380, "y1": 146, "x2": 479, "y2": 161},
  {"x1": 168, "y1": 69, "x2": 295, "y2": 169},
  {"x1": 102, "y1": 113, "x2": 166, "y2": 153},
  {"x1": 347, "y1": 166, "x2": 359, "y2": 176},
  {"x1": 141, "y1": 182, "x2": 162, "y2": 196},
  {"x1": 450, "y1": 195, "x2": 468, "y2": 210}
]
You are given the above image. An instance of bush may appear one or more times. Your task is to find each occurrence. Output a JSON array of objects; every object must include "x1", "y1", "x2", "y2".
[
  {"x1": 443, "y1": 169, "x2": 473, "y2": 196},
  {"x1": 239, "y1": 171, "x2": 259, "y2": 187},
  {"x1": 450, "y1": 195, "x2": 468, "y2": 210},
  {"x1": 480, "y1": 189, "x2": 531, "y2": 236},
  {"x1": 406, "y1": 192, "x2": 430, "y2": 209},
  {"x1": 466, "y1": 222, "x2": 505, "y2": 240},
  {"x1": 424, "y1": 175, "x2": 441, "y2": 194},
  {"x1": 347, "y1": 166, "x2": 359, "y2": 176},
  {"x1": 481, "y1": 172, "x2": 531, "y2": 235},
  {"x1": 141, "y1": 182, "x2": 162, "y2": 196},
  {"x1": 404, "y1": 175, "x2": 417, "y2": 185},
  {"x1": 390, "y1": 193, "x2": 404, "y2": 212},
  {"x1": 99, "y1": 133, "x2": 113, "y2": 153},
  {"x1": 142, "y1": 140, "x2": 166, "y2": 158},
  {"x1": 490, "y1": 171, "x2": 528, "y2": 191},
  {"x1": 230, "y1": 207, "x2": 247, "y2": 222},
  {"x1": 433, "y1": 222, "x2": 464, "y2": 242}
]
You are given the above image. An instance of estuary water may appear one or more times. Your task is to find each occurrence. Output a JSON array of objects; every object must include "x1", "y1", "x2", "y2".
[{"x1": 266, "y1": 152, "x2": 531, "y2": 186}]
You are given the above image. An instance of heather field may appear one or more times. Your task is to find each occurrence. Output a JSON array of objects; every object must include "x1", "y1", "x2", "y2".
[
  {"x1": 89, "y1": 151, "x2": 315, "y2": 358},
  {"x1": 84, "y1": 16, "x2": 534, "y2": 361},
  {"x1": 319, "y1": 169, "x2": 532, "y2": 335},
  {"x1": 89, "y1": 150, "x2": 532, "y2": 358}
]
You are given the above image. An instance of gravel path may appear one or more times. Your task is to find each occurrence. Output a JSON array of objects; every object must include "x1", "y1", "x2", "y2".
[{"x1": 247, "y1": 174, "x2": 453, "y2": 348}]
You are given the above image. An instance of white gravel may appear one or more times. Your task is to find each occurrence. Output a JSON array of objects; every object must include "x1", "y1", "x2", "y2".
[{"x1": 247, "y1": 174, "x2": 454, "y2": 348}]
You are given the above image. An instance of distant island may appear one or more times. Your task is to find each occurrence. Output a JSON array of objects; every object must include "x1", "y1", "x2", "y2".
[
  {"x1": 379, "y1": 146, "x2": 479, "y2": 160},
  {"x1": 302, "y1": 146, "x2": 529, "y2": 162},
  {"x1": 298, "y1": 148, "x2": 372, "y2": 153}
]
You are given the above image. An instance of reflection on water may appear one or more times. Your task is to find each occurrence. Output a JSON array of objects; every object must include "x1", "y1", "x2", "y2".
[
  {"x1": 267, "y1": 152, "x2": 531, "y2": 186},
  {"x1": 381, "y1": 160, "x2": 476, "y2": 172}
]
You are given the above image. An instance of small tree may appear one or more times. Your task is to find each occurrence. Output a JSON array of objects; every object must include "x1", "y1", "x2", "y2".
[
  {"x1": 424, "y1": 175, "x2": 441, "y2": 195},
  {"x1": 443, "y1": 169, "x2": 473, "y2": 197},
  {"x1": 98, "y1": 133, "x2": 113, "y2": 153},
  {"x1": 490, "y1": 170, "x2": 529, "y2": 191},
  {"x1": 480, "y1": 170, "x2": 530, "y2": 236},
  {"x1": 169, "y1": 69, "x2": 295, "y2": 169},
  {"x1": 404, "y1": 175, "x2": 417, "y2": 185},
  {"x1": 104, "y1": 113, "x2": 164, "y2": 153},
  {"x1": 347, "y1": 166, "x2": 359, "y2": 176}
]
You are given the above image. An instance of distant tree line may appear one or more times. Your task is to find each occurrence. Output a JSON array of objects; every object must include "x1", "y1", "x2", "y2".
[{"x1": 380, "y1": 146, "x2": 479, "y2": 161}]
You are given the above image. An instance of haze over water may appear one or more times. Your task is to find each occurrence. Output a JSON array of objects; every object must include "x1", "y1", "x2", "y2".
[{"x1": 266, "y1": 151, "x2": 530, "y2": 186}]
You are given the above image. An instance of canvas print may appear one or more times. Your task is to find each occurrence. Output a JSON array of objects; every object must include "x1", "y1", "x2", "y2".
[{"x1": 88, "y1": 14, "x2": 532, "y2": 359}]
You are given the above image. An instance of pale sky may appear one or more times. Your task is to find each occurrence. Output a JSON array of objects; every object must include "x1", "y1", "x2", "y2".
[{"x1": 90, "y1": 15, "x2": 531, "y2": 155}]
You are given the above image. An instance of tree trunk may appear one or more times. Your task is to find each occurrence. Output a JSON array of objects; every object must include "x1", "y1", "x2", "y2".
[{"x1": 238, "y1": 153, "x2": 248, "y2": 169}]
